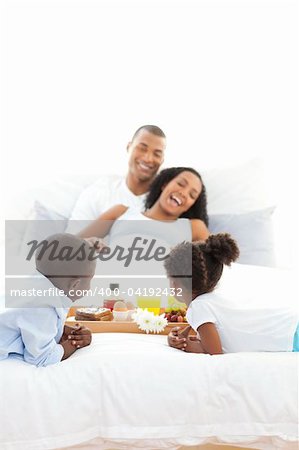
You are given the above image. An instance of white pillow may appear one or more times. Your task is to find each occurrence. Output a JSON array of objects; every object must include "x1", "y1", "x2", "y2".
[
  {"x1": 209, "y1": 207, "x2": 276, "y2": 267},
  {"x1": 4, "y1": 175, "x2": 99, "y2": 221},
  {"x1": 33, "y1": 200, "x2": 68, "y2": 224},
  {"x1": 17, "y1": 201, "x2": 69, "y2": 259},
  {"x1": 202, "y1": 158, "x2": 271, "y2": 214},
  {"x1": 30, "y1": 177, "x2": 98, "y2": 218}
]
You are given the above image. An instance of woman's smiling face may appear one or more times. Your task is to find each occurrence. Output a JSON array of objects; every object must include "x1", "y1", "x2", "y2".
[{"x1": 159, "y1": 171, "x2": 202, "y2": 217}]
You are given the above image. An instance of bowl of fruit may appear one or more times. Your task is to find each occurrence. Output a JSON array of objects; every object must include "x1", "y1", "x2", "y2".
[{"x1": 164, "y1": 308, "x2": 187, "y2": 323}]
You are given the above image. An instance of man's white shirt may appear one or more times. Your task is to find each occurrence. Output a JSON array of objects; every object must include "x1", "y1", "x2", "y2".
[{"x1": 67, "y1": 175, "x2": 147, "y2": 233}]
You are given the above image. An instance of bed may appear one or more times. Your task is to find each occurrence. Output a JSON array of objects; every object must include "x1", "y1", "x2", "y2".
[
  {"x1": 1, "y1": 161, "x2": 298, "y2": 449},
  {"x1": 0, "y1": 332, "x2": 297, "y2": 450},
  {"x1": 0, "y1": 263, "x2": 298, "y2": 450}
]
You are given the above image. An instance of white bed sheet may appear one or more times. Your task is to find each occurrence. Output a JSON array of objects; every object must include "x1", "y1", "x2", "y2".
[
  {"x1": 0, "y1": 264, "x2": 298, "y2": 450},
  {"x1": 0, "y1": 331, "x2": 298, "y2": 450}
]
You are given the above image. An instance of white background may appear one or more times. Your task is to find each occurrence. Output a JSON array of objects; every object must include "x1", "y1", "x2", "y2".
[{"x1": 1, "y1": 0, "x2": 298, "y2": 268}]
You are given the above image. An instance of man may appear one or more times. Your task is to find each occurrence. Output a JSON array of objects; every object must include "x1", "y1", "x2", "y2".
[{"x1": 68, "y1": 125, "x2": 166, "y2": 223}]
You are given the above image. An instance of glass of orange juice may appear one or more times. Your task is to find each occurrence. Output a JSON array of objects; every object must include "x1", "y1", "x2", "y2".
[{"x1": 137, "y1": 297, "x2": 161, "y2": 315}]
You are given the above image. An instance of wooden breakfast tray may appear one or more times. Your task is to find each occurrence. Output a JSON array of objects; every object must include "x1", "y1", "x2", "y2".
[{"x1": 65, "y1": 316, "x2": 190, "y2": 335}]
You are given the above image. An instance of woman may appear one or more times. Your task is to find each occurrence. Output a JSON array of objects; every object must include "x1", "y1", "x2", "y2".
[{"x1": 78, "y1": 167, "x2": 209, "y2": 242}]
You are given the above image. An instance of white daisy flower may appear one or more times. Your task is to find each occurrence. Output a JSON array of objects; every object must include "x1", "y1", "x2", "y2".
[
  {"x1": 131, "y1": 308, "x2": 144, "y2": 323},
  {"x1": 138, "y1": 316, "x2": 155, "y2": 334},
  {"x1": 152, "y1": 314, "x2": 168, "y2": 334},
  {"x1": 132, "y1": 309, "x2": 168, "y2": 334}
]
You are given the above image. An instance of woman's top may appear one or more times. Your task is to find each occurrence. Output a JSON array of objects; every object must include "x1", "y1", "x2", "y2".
[
  {"x1": 99, "y1": 207, "x2": 193, "y2": 293},
  {"x1": 108, "y1": 207, "x2": 192, "y2": 247}
]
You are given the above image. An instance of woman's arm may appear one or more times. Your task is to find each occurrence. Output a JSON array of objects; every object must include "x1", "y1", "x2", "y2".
[
  {"x1": 191, "y1": 219, "x2": 210, "y2": 241},
  {"x1": 197, "y1": 322, "x2": 223, "y2": 355},
  {"x1": 78, "y1": 204, "x2": 128, "y2": 238}
]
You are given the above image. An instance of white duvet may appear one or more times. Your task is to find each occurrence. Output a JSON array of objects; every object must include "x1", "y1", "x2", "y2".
[
  {"x1": 0, "y1": 264, "x2": 298, "y2": 450},
  {"x1": 0, "y1": 333, "x2": 298, "y2": 450}
]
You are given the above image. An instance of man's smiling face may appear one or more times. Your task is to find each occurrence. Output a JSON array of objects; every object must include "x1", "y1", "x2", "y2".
[{"x1": 127, "y1": 129, "x2": 165, "y2": 182}]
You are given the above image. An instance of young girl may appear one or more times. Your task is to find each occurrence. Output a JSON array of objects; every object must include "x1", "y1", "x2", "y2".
[
  {"x1": 78, "y1": 167, "x2": 210, "y2": 242},
  {"x1": 165, "y1": 233, "x2": 299, "y2": 354}
]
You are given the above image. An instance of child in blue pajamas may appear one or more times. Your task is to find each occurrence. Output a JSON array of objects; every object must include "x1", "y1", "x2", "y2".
[{"x1": 0, "y1": 233, "x2": 96, "y2": 366}]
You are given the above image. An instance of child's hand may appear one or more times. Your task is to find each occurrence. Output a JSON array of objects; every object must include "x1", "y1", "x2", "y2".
[
  {"x1": 84, "y1": 237, "x2": 110, "y2": 254},
  {"x1": 184, "y1": 336, "x2": 205, "y2": 353},
  {"x1": 168, "y1": 326, "x2": 205, "y2": 353},
  {"x1": 167, "y1": 325, "x2": 191, "y2": 350},
  {"x1": 66, "y1": 323, "x2": 92, "y2": 349}
]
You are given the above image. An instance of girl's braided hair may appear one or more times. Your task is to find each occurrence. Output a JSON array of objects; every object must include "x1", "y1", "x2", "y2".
[
  {"x1": 164, "y1": 233, "x2": 240, "y2": 296},
  {"x1": 144, "y1": 167, "x2": 209, "y2": 226}
]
